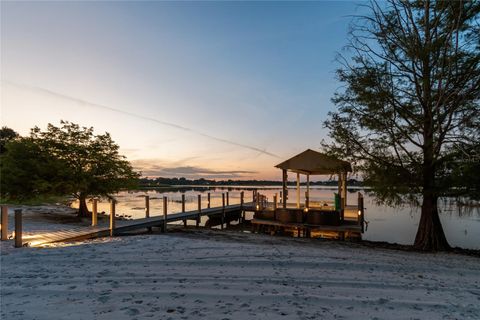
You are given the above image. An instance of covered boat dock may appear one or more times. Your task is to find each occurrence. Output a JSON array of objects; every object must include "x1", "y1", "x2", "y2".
[{"x1": 252, "y1": 149, "x2": 365, "y2": 239}]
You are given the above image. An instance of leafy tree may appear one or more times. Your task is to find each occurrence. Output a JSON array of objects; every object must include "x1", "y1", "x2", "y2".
[
  {"x1": 0, "y1": 127, "x2": 19, "y2": 154},
  {"x1": 324, "y1": 1, "x2": 480, "y2": 251},
  {"x1": 1, "y1": 121, "x2": 140, "y2": 217}
]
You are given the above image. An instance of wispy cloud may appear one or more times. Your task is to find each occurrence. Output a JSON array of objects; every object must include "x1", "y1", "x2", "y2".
[
  {"x1": 4, "y1": 80, "x2": 280, "y2": 158},
  {"x1": 132, "y1": 160, "x2": 256, "y2": 179}
]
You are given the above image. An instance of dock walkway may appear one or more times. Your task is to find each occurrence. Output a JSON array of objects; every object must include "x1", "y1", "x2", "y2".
[{"x1": 22, "y1": 202, "x2": 254, "y2": 247}]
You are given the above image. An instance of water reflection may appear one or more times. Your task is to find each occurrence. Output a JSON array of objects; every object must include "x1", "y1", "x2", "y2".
[{"x1": 73, "y1": 186, "x2": 480, "y2": 250}]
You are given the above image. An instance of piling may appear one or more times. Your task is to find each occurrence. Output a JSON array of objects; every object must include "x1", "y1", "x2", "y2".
[
  {"x1": 197, "y1": 195, "x2": 201, "y2": 227},
  {"x1": 221, "y1": 193, "x2": 225, "y2": 230},
  {"x1": 14, "y1": 209, "x2": 22, "y2": 247},
  {"x1": 182, "y1": 194, "x2": 186, "y2": 227},
  {"x1": 92, "y1": 198, "x2": 98, "y2": 227},
  {"x1": 163, "y1": 196, "x2": 167, "y2": 232},
  {"x1": 109, "y1": 200, "x2": 116, "y2": 237},
  {"x1": 1, "y1": 205, "x2": 8, "y2": 241}
]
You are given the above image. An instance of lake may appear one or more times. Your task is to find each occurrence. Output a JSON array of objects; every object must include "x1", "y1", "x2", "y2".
[{"x1": 77, "y1": 186, "x2": 480, "y2": 250}]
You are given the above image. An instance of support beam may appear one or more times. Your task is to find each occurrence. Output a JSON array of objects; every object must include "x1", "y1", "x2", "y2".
[
  {"x1": 182, "y1": 194, "x2": 187, "y2": 227},
  {"x1": 306, "y1": 174, "x2": 310, "y2": 208},
  {"x1": 341, "y1": 172, "x2": 347, "y2": 209},
  {"x1": 240, "y1": 191, "x2": 245, "y2": 223},
  {"x1": 14, "y1": 209, "x2": 22, "y2": 248},
  {"x1": 221, "y1": 193, "x2": 225, "y2": 230},
  {"x1": 296, "y1": 172, "x2": 300, "y2": 209},
  {"x1": 358, "y1": 192, "x2": 365, "y2": 233},
  {"x1": 144, "y1": 195, "x2": 150, "y2": 218},
  {"x1": 282, "y1": 169, "x2": 288, "y2": 208},
  {"x1": 197, "y1": 195, "x2": 201, "y2": 227},
  {"x1": 163, "y1": 196, "x2": 168, "y2": 232},
  {"x1": 92, "y1": 198, "x2": 98, "y2": 227},
  {"x1": 109, "y1": 200, "x2": 116, "y2": 237},
  {"x1": 1, "y1": 205, "x2": 8, "y2": 241}
]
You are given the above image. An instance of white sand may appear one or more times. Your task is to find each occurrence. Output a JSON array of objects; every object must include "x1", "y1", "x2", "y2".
[{"x1": 1, "y1": 222, "x2": 479, "y2": 320}]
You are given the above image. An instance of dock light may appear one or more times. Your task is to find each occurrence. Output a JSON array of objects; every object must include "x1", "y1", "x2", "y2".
[
  {"x1": 358, "y1": 210, "x2": 362, "y2": 216},
  {"x1": 256, "y1": 205, "x2": 260, "y2": 210},
  {"x1": 304, "y1": 208, "x2": 309, "y2": 213}
]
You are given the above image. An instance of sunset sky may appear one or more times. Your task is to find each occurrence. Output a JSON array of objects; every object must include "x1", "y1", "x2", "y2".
[{"x1": 1, "y1": 1, "x2": 364, "y2": 180}]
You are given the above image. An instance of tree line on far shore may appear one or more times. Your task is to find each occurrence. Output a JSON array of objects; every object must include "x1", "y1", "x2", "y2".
[{"x1": 138, "y1": 177, "x2": 364, "y2": 188}]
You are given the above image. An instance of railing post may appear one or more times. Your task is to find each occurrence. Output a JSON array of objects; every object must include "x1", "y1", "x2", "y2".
[
  {"x1": 358, "y1": 192, "x2": 364, "y2": 233},
  {"x1": 163, "y1": 196, "x2": 167, "y2": 233},
  {"x1": 305, "y1": 191, "x2": 309, "y2": 209},
  {"x1": 226, "y1": 191, "x2": 229, "y2": 206},
  {"x1": 182, "y1": 194, "x2": 186, "y2": 227},
  {"x1": 240, "y1": 191, "x2": 245, "y2": 223},
  {"x1": 14, "y1": 209, "x2": 22, "y2": 248},
  {"x1": 207, "y1": 192, "x2": 211, "y2": 209},
  {"x1": 221, "y1": 193, "x2": 225, "y2": 230},
  {"x1": 252, "y1": 190, "x2": 256, "y2": 202},
  {"x1": 1, "y1": 205, "x2": 8, "y2": 241},
  {"x1": 92, "y1": 198, "x2": 98, "y2": 227},
  {"x1": 197, "y1": 195, "x2": 201, "y2": 227},
  {"x1": 273, "y1": 194, "x2": 277, "y2": 210},
  {"x1": 109, "y1": 200, "x2": 116, "y2": 237},
  {"x1": 145, "y1": 195, "x2": 150, "y2": 218}
]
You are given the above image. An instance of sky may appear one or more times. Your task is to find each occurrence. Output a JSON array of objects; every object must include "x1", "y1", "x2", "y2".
[{"x1": 1, "y1": 1, "x2": 364, "y2": 180}]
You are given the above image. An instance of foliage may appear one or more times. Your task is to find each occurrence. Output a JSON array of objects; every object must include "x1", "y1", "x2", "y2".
[
  {"x1": 0, "y1": 126, "x2": 19, "y2": 154},
  {"x1": 324, "y1": 0, "x2": 480, "y2": 250},
  {"x1": 1, "y1": 121, "x2": 140, "y2": 216}
]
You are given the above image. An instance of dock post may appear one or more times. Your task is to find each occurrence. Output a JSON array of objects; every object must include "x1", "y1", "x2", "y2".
[
  {"x1": 221, "y1": 193, "x2": 225, "y2": 230},
  {"x1": 92, "y1": 198, "x2": 98, "y2": 227},
  {"x1": 226, "y1": 191, "x2": 229, "y2": 206},
  {"x1": 145, "y1": 195, "x2": 150, "y2": 218},
  {"x1": 207, "y1": 192, "x2": 211, "y2": 209},
  {"x1": 163, "y1": 196, "x2": 167, "y2": 232},
  {"x1": 252, "y1": 190, "x2": 256, "y2": 203},
  {"x1": 109, "y1": 200, "x2": 116, "y2": 237},
  {"x1": 1, "y1": 205, "x2": 8, "y2": 241},
  {"x1": 240, "y1": 191, "x2": 244, "y2": 223},
  {"x1": 145, "y1": 195, "x2": 152, "y2": 232},
  {"x1": 358, "y1": 193, "x2": 365, "y2": 233},
  {"x1": 197, "y1": 195, "x2": 201, "y2": 227},
  {"x1": 182, "y1": 194, "x2": 186, "y2": 227},
  {"x1": 14, "y1": 209, "x2": 22, "y2": 248}
]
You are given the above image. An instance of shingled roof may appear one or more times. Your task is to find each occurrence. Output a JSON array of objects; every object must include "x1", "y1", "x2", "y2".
[{"x1": 275, "y1": 149, "x2": 352, "y2": 175}]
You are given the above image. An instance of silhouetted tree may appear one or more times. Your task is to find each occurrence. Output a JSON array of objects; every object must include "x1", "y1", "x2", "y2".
[
  {"x1": 325, "y1": 1, "x2": 480, "y2": 251},
  {"x1": 1, "y1": 121, "x2": 140, "y2": 217},
  {"x1": 0, "y1": 127, "x2": 19, "y2": 154}
]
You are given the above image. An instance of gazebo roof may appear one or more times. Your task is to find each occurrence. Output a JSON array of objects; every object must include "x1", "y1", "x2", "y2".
[{"x1": 275, "y1": 149, "x2": 352, "y2": 175}]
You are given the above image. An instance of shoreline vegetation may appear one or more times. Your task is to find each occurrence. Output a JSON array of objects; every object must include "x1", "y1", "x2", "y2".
[{"x1": 138, "y1": 177, "x2": 364, "y2": 188}]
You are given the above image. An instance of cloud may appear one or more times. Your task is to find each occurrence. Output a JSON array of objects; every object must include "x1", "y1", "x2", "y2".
[
  {"x1": 3, "y1": 80, "x2": 280, "y2": 158},
  {"x1": 132, "y1": 161, "x2": 257, "y2": 179}
]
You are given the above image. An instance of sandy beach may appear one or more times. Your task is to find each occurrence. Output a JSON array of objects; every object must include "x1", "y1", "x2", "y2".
[{"x1": 1, "y1": 213, "x2": 479, "y2": 320}]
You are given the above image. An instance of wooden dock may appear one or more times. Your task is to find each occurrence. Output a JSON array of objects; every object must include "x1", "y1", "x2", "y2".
[
  {"x1": 251, "y1": 218, "x2": 362, "y2": 240},
  {"x1": 20, "y1": 202, "x2": 255, "y2": 247}
]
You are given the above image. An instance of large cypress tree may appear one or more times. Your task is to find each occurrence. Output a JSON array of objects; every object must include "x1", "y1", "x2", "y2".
[{"x1": 325, "y1": 0, "x2": 480, "y2": 251}]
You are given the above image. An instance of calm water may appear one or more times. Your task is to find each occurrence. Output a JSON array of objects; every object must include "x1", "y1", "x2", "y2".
[{"x1": 77, "y1": 186, "x2": 480, "y2": 250}]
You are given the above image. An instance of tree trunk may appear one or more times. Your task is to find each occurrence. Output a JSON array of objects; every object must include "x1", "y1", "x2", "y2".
[
  {"x1": 414, "y1": 193, "x2": 450, "y2": 251},
  {"x1": 78, "y1": 194, "x2": 90, "y2": 218}
]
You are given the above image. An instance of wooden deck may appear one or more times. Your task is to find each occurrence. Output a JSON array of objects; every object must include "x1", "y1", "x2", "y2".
[
  {"x1": 251, "y1": 218, "x2": 362, "y2": 239},
  {"x1": 23, "y1": 202, "x2": 255, "y2": 247}
]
